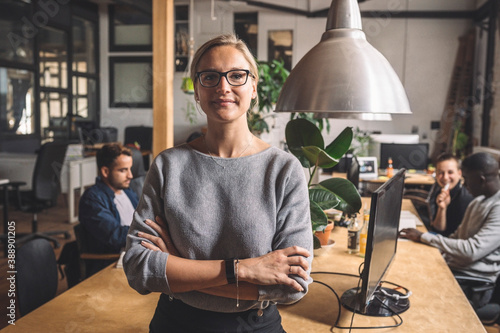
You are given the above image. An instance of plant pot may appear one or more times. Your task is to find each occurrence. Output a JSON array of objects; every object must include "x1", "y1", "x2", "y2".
[{"x1": 314, "y1": 220, "x2": 334, "y2": 246}]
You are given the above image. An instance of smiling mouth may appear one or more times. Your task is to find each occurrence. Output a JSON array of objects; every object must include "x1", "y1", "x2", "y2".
[{"x1": 214, "y1": 99, "x2": 235, "y2": 105}]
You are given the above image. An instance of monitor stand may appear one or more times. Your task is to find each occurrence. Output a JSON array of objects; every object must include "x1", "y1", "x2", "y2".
[{"x1": 341, "y1": 287, "x2": 410, "y2": 317}]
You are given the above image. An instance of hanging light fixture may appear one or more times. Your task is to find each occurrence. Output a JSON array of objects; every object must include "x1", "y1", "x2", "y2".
[{"x1": 275, "y1": 0, "x2": 411, "y2": 119}]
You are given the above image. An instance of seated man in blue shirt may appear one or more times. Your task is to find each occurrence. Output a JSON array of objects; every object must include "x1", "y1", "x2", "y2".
[{"x1": 79, "y1": 143, "x2": 139, "y2": 275}]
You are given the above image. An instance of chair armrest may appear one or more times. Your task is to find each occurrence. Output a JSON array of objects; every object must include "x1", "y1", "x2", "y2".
[{"x1": 455, "y1": 275, "x2": 494, "y2": 285}]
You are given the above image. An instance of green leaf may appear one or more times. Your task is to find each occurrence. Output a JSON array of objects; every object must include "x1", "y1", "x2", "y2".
[
  {"x1": 310, "y1": 200, "x2": 328, "y2": 231},
  {"x1": 317, "y1": 178, "x2": 362, "y2": 215},
  {"x1": 309, "y1": 188, "x2": 340, "y2": 210},
  {"x1": 302, "y1": 146, "x2": 338, "y2": 168},
  {"x1": 325, "y1": 127, "x2": 353, "y2": 160},
  {"x1": 313, "y1": 234, "x2": 322, "y2": 249},
  {"x1": 286, "y1": 118, "x2": 324, "y2": 150}
]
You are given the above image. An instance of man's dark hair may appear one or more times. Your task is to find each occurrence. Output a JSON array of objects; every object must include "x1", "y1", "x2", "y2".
[
  {"x1": 462, "y1": 152, "x2": 499, "y2": 178},
  {"x1": 435, "y1": 152, "x2": 460, "y2": 167},
  {"x1": 96, "y1": 143, "x2": 132, "y2": 170}
]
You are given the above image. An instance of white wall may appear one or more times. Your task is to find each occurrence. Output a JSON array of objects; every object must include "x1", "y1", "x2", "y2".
[{"x1": 98, "y1": 0, "x2": 481, "y2": 150}]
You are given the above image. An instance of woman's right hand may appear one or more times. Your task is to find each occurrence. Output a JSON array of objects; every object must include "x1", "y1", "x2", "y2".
[{"x1": 238, "y1": 246, "x2": 310, "y2": 292}]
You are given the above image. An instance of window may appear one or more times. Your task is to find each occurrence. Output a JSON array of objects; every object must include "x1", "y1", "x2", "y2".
[
  {"x1": 109, "y1": 4, "x2": 152, "y2": 51},
  {"x1": 0, "y1": 68, "x2": 35, "y2": 135},
  {"x1": 0, "y1": 1, "x2": 99, "y2": 150},
  {"x1": 0, "y1": 1, "x2": 34, "y2": 65},
  {"x1": 109, "y1": 57, "x2": 152, "y2": 108},
  {"x1": 175, "y1": 4, "x2": 189, "y2": 72},
  {"x1": 268, "y1": 30, "x2": 293, "y2": 71},
  {"x1": 234, "y1": 12, "x2": 258, "y2": 57},
  {"x1": 72, "y1": 16, "x2": 98, "y2": 123}
]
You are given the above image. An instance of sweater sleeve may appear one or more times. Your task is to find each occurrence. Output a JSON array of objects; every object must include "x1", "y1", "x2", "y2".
[
  {"x1": 123, "y1": 158, "x2": 172, "y2": 296},
  {"x1": 257, "y1": 158, "x2": 313, "y2": 305},
  {"x1": 421, "y1": 202, "x2": 500, "y2": 265}
]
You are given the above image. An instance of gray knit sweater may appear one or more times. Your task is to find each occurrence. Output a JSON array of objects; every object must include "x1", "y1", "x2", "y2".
[
  {"x1": 421, "y1": 190, "x2": 500, "y2": 282},
  {"x1": 123, "y1": 144, "x2": 313, "y2": 312}
]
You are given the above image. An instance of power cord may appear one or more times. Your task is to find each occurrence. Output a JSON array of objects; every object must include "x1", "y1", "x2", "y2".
[{"x1": 311, "y1": 266, "x2": 410, "y2": 331}]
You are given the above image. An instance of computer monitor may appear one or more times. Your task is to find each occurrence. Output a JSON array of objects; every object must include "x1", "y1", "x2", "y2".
[
  {"x1": 379, "y1": 143, "x2": 429, "y2": 170},
  {"x1": 357, "y1": 156, "x2": 378, "y2": 180},
  {"x1": 340, "y1": 169, "x2": 409, "y2": 316}
]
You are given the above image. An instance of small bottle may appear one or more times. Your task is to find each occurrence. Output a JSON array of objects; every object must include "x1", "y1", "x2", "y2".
[
  {"x1": 347, "y1": 214, "x2": 360, "y2": 254},
  {"x1": 386, "y1": 157, "x2": 394, "y2": 178},
  {"x1": 359, "y1": 213, "x2": 369, "y2": 257}
]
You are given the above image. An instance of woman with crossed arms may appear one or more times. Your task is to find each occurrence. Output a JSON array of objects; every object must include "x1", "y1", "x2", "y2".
[{"x1": 123, "y1": 34, "x2": 313, "y2": 332}]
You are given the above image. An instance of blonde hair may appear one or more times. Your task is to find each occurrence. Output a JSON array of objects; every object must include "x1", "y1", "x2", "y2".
[{"x1": 190, "y1": 33, "x2": 259, "y2": 92}]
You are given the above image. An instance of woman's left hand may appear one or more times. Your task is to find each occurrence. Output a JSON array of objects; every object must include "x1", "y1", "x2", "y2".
[{"x1": 138, "y1": 216, "x2": 180, "y2": 256}]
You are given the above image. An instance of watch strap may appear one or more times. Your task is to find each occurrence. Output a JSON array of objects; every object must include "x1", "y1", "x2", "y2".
[{"x1": 225, "y1": 259, "x2": 236, "y2": 284}]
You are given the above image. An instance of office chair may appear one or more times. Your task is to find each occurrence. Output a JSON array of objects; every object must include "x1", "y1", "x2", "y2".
[
  {"x1": 403, "y1": 184, "x2": 436, "y2": 230},
  {"x1": 124, "y1": 126, "x2": 153, "y2": 169},
  {"x1": 16, "y1": 238, "x2": 58, "y2": 316},
  {"x1": 346, "y1": 155, "x2": 360, "y2": 191},
  {"x1": 455, "y1": 274, "x2": 500, "y2": 325},
  {"x1": 74, "y1": 223, "x2": 120, "y2": 279},
  {"x1": 11, "y1": 141, "x2": 71, "y2": 248},
  {"x1": 129, "y1": 146, "x2": 147, "y2": 198}
]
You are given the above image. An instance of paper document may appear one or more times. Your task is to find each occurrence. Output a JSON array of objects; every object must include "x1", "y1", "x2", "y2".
[
  {"x1": 399, "y1": 210, "x2": 423, "y2": 230},
  {"x1": 0, "y1": 179, "x2": 9, "y2": 185}
]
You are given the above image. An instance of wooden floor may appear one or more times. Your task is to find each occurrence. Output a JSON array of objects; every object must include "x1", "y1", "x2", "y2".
[{"x1": 0, "y1": 194, "x2": 498, "y2": 332}]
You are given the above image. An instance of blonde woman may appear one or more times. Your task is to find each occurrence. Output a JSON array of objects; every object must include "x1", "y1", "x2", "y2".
[{"x1": 124, "y1": 34, "x2": 313, "y2": 332}]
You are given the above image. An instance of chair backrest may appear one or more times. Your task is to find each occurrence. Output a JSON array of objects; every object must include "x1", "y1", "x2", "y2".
[
  {"x1": 346, "y1": 155, "x2": 360, "y2": 190},
  {"x1": 32, "y1": 142, "x2": 68, "y2": 202},
  {"x1": 124, "y1": 126, "x2": 152, "y2": 151},
  {"x1": 403, "y1": 186, "x2": 435, "y2": 229},
  {"x1": 130, "y1": 147, "x2": 146, "y2": 178},
  {"x1": 16, "y1": 238, "x2": 58, "y2": 316}
]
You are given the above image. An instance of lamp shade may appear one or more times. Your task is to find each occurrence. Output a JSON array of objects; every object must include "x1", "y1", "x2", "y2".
[{"x1": 275, "y1": 0, "x2": 411, "y2": 117}]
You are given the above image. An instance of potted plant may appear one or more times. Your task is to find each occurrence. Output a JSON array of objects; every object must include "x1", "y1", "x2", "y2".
[
  {"x1": 248, "y1": 59, "x2": 290, "y2": 135},
  {"x1": 285, "y1": 118, "x2": 362, "y2": 249}
]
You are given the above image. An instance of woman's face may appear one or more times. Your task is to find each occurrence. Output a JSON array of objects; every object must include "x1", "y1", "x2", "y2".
[{"x1": 194, "y1": 45, "x2": 257, "y2": 125}]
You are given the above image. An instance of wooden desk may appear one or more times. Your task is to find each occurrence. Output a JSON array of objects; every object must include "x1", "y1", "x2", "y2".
[
  {"x1": 365, "y1": 173, "x2": 435, "y2": 186},
  {"x1": 1, "y1": 265, "x2": 159, "y2": 332},
  {"x1": 1, "y1": 201, "x2": 484, "y2": 332},
  {"x1": 278, "y1": 199, "x2": 485, "y2": 332}
]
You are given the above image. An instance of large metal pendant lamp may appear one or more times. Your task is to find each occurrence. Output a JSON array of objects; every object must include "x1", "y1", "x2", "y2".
[{"x1": 275, "y1": 0, "x2": 411, "y2": 119}]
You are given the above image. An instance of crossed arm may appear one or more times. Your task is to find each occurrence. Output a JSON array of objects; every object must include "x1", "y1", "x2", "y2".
[{"x1": 138, "y1": 217, "x2": 310, "y2": 301}]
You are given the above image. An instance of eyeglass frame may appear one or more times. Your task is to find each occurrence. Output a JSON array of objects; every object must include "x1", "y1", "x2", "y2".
[{"x1": 195, "y1": 69, "x2": 254, "y2": 88}]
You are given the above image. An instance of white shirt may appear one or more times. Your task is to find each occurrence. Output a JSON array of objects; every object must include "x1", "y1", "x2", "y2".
[{"x1": 114, "y1": 191, "x2": 135, "y2": 226}]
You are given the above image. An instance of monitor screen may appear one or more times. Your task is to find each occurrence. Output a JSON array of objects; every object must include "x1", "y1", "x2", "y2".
[
  {"x1": 379, "y1": 143, "x2": 429, "y2": 170},
  {"x1": 341, "y1": 169, "x2": 409, "y2": 316}
]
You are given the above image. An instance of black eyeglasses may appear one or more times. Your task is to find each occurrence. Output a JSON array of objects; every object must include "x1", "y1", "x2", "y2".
[{"x1": 196, "y1": 69, "x2": 253, "y2": 88}]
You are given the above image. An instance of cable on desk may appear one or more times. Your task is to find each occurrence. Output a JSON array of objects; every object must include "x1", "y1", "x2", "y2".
[{"x1": 310, "y1": 264, "x2": 408, "y2": 332}]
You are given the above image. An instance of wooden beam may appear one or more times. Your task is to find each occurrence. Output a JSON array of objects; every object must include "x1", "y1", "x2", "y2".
[{"x1": 152, "y1": 0, "x2": 174, "y2": 156}]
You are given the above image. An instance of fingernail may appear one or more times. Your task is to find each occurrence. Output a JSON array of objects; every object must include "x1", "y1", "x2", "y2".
[
  {"x1": 137, "y1": 232, "x2": 143, "y2": 237},
  {"x1": 144, "y1": 220, "x2": 151, "y2": 224}
]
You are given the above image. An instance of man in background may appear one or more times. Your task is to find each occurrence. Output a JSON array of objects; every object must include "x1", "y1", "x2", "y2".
[
  {"x1": 79, "y1": 143, "x2": 138, "y2": 275},
  {"x1": 402, "y1": 152, "x2": 500, "y2": 310},
  {"x1": 429, "y1": 153, "x2": 473, "y2": 236}
]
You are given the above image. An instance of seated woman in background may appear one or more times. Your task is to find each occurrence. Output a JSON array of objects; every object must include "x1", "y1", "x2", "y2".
[{"x1": 123, "y1": 33, "x2": 313, "y2": 333}]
